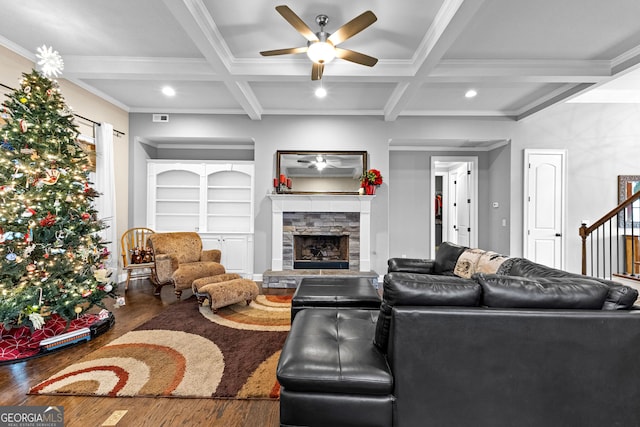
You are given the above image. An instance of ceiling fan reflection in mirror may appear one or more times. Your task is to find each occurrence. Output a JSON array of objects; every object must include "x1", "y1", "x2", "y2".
[{"x1": 260, "y1": 5, "x2": 378, "y2": 80}]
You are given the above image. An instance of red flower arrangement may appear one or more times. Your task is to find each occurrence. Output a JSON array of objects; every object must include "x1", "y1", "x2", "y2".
[
  {"x1": 361, "y1": 169, "x2": 383, "y2": 186},
  {"x1": 360, "y1": 169, "x2": 382, "y2": 195}
]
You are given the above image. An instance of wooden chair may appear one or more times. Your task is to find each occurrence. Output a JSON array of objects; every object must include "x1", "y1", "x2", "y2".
[{"x1": 120, "y1": 227, "x2": 156, "y2": 291}]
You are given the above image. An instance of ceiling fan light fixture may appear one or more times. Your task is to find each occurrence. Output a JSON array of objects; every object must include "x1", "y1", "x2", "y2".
[
  {"x1": 315, "y1": 86, "x2": 327, "y2": 98},
  {"x1": 307, "y1": 41, "x2": 336, "y2": 64},
  {"x1": 465, "y1": 89, "x2": 478, "y2": 98}
]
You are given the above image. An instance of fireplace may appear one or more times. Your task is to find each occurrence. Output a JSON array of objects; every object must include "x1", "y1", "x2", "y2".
[
  {"x1": 269, "y1": 194, "x2": 374, "y2": 272},
  {"x1": 293, "y1": 234, "x2": 349, "y2": 269}
]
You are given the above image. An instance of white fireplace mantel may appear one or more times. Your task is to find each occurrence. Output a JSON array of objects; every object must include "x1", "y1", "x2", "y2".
[{"x1": 269, "y1": 194, "x2": 375, "y2": 272}]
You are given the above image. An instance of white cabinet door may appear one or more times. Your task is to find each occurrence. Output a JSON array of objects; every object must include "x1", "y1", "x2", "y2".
[{"x1": 201, "y1": 234, "x2": 254, "y2": 276}]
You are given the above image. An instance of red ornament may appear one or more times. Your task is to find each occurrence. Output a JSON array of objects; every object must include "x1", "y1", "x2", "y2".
[
  {"x1": 39, "y1": 212, "x2": 56, "y2": 227},
  {"x1": 81, "y1": 213, "x2": 90, "y2": 221}
]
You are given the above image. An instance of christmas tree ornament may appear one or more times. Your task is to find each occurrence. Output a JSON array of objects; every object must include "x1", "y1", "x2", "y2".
[
  {"x1": 28, "y1": 313, "x2": 45, "y2": 330},
  {"x1": 19, "y1": 119, "x2": 28, "y2": 132},
  {"x1": 26, "y1": 264, "x2": 36, "y2": 272},
  {"x1": 6, "y1": 250, "x2": 16, "y2": 261},
  {"x1": 39, "y1": 212, "x2": 56, "y2": 227},
  {"x1": 36, "y1": 45, "x2": 64, "y2": 78},
  {"x1": 41, "y1": 168, "x2": 60, "y2": 185},
  {"x1": 21, "y1": 207, "x2": 36, "y2": 217},
  {"x1": 74, "y1": 306, "x2": 82, "y2": 314},
  {"x1": 1, "y1": 139, "x2": 15, "y2": 151},
  {"x1": 24, "y1": 86, "x2": 31, "y2": 94},
  {"x1": 81, "y1": 212, "x2": 90, "y2": 221}
]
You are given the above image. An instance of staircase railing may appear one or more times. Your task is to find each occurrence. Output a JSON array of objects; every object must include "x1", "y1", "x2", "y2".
[{"x1": 580, "y1": 190, "x2": 640, "y2": 278}]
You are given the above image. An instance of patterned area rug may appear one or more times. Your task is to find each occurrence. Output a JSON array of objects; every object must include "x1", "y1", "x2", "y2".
[{"x1": 29, "y1": 295, "x2": 291, "y2": 399}]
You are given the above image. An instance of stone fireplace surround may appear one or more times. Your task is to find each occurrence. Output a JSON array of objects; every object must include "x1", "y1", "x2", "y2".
[
  {"x1": 286, "y1": 213, "x2": 357, "y2": 270},
  {"x1": 269, "y1": 194, "x2": 374, "y2": 272}
]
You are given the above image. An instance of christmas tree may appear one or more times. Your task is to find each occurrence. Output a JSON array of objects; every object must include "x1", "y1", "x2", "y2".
[{"x1": 0, "y1": 55, "x2": 116, "y2": 331}]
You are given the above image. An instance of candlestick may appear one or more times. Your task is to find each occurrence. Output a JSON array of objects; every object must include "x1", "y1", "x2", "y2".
[{"x1": 280, "y1": 174, "x2": 286, "y2": 184}]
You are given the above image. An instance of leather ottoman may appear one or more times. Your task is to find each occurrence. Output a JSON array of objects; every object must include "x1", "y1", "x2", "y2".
[
  {"x1": 291, "y1": 277, "x2": 381, "y2": 321},
  {"x1": 277, "y1": 308, "x2": 393, "y2": 427}
]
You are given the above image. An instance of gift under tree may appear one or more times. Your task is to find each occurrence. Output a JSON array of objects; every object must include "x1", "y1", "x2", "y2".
[{"x1": 0, "y1": 47, "x2": 116, "y2": 333}]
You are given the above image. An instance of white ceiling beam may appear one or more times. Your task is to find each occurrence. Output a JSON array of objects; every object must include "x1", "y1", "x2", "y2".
[
  {"x1": 431, "y1": 59, "x2": 611, "y2": 83},
  {"x1": 384, "y1": 0, "x2": 487, "y2": 121},
  {"x1": 161, "y1": 0, "x2": 262, "y2": 119}
]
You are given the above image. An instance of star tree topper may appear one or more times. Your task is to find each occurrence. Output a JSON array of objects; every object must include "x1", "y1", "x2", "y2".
[{"x1": 35, "y1": 45, "x2": 64, "y2": 78}]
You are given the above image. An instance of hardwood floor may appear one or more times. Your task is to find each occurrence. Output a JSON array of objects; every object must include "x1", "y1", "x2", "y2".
[{"x1": 0, "y1": 279, "x2": 292, "y2": 427}]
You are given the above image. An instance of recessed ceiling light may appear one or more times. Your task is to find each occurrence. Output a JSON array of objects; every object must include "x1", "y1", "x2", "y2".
[
  {"x1": 465, "y1": 89, "x2": 477, "y2": 98},
  {"x1": 315, "y1": 86, "x2": 327, "y2": 98},
  {"x1": 162, "y1": 86, "x2": 176, "y2": 97}
]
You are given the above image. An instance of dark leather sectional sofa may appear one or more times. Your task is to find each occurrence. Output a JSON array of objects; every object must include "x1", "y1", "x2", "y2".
[{"x1": 277, "y1": 242, "x2": 640, "y2": 427}]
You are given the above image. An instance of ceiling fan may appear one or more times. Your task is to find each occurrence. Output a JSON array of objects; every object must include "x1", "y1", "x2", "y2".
[{"x1": 260, "y1": 5, "x2": 378, "y2": 80}]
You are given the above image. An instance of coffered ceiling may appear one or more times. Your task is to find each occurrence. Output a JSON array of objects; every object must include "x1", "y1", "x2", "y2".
[{"x1": 1, "y1": 0, "x2": 640, "y2": 121}]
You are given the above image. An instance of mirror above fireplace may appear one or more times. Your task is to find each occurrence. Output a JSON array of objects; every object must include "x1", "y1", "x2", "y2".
[{"x1": 276, "y1": 150, "x2": 367, "y2": 194}]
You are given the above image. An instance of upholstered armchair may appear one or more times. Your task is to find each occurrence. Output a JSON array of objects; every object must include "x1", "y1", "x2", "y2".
[{"x1": 147, "y1": 232, "x2": 226, "y2": 299}]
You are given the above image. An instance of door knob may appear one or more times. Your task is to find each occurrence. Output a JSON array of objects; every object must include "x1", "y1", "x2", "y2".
[{"x1": 555, "y1": 233, "x2": 562, "y2": 237}]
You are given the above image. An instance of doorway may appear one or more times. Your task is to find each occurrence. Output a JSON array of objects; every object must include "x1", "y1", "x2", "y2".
[{"x1": 431, "y1": 156, "x2": 478, "y2": 257}]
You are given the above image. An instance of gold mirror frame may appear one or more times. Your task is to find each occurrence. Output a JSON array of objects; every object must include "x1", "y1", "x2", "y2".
[{"x1": 276, "y1": 150, "x2": 367, "y2": 194}]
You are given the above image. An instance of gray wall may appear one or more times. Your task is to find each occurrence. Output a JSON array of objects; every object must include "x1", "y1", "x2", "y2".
[
  {"x1": 389, "y1": 146, "x2": 511, "y2": 260},
  {"x1": 129, "y1": 114, "x2": 514, "y2": 276},
  {"x1": 129, "y1": 104, "x2": 640, "y2": 276}
]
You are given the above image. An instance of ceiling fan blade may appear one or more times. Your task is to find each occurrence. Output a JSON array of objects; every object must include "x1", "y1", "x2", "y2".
[
  {"x1": 275, "y1": 5, "x2": 319, "y2": 42},
  {"x1": 335, "y1": 48, "x2": 378, "y2": 67},
  {"x1": 260, "y1": 47, "x2": 308, "y2": 56},
  {"x1": 311, "y1": 62, "x2": 324, "y2": 80},
  {"x1": 327, "y1": 11, "x2": 377, "y2": 46}
]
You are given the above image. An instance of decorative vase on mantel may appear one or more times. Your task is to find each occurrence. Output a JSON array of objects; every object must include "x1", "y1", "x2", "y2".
[{"x1": 364, "y1": 183, "x2": 376, "y2": 195}]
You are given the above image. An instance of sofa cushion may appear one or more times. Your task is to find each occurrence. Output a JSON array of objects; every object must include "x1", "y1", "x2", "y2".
[
  {"x1": 474, "y1": 274, "x2": 609, "y2": 309},
  {"x1": 504, "y1": 258, "x2": 638, "y2": 310},
  {"x1": 454, "y1": 249, "x2": 511, "y2": 279},
  {"x1": 373, "y1": 272, "x2": 481, "y2": 351},
  {"x1": 148, "y1": 232, "x2": 203, "y2": 264},
  {"x1": 602, "y1": 284, "x2": 639, "y2": 310},
  {"x1": 434, "y1": 241, "x2": 467, "y2": 275},
  {"x1": 277, "y1": 309, "x2": 393, "y2": 395},
  {"x1": 387, "y1": 257, "x2": 435, "y2": 274}
]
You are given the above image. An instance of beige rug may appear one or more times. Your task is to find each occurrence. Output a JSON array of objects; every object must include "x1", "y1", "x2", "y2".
[{"x1": 29, "y1": 295, "x2": 291, "y2": 399}]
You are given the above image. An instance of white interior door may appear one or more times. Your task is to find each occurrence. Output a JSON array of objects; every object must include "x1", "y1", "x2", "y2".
[
  {"x1": 524, "y1": 150, "x2": 566, "y2": 268},
  {"x1": 453, "y1": 163, "x2": 471, "y2": 247},
  {"x1": 431, "y1": 157, "x2": 477, "y2": 255}
]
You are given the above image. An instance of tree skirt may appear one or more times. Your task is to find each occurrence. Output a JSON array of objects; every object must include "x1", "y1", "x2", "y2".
[
  {"x1": 0, "y1": 312, "x2": 114, "y2": 364},
  {"x1": 29, "y1": 295, "x2": 291, "y2": 399}
]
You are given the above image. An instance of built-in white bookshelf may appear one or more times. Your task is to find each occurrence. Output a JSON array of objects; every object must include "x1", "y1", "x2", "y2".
[{"x1": 147, "y1": 160, "x2": 254, "y2": 276}]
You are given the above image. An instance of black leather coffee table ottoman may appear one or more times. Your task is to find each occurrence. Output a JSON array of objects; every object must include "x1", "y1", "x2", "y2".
[{"x1": 291, "y1": 277, "x2": 381, "y2": 321}]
